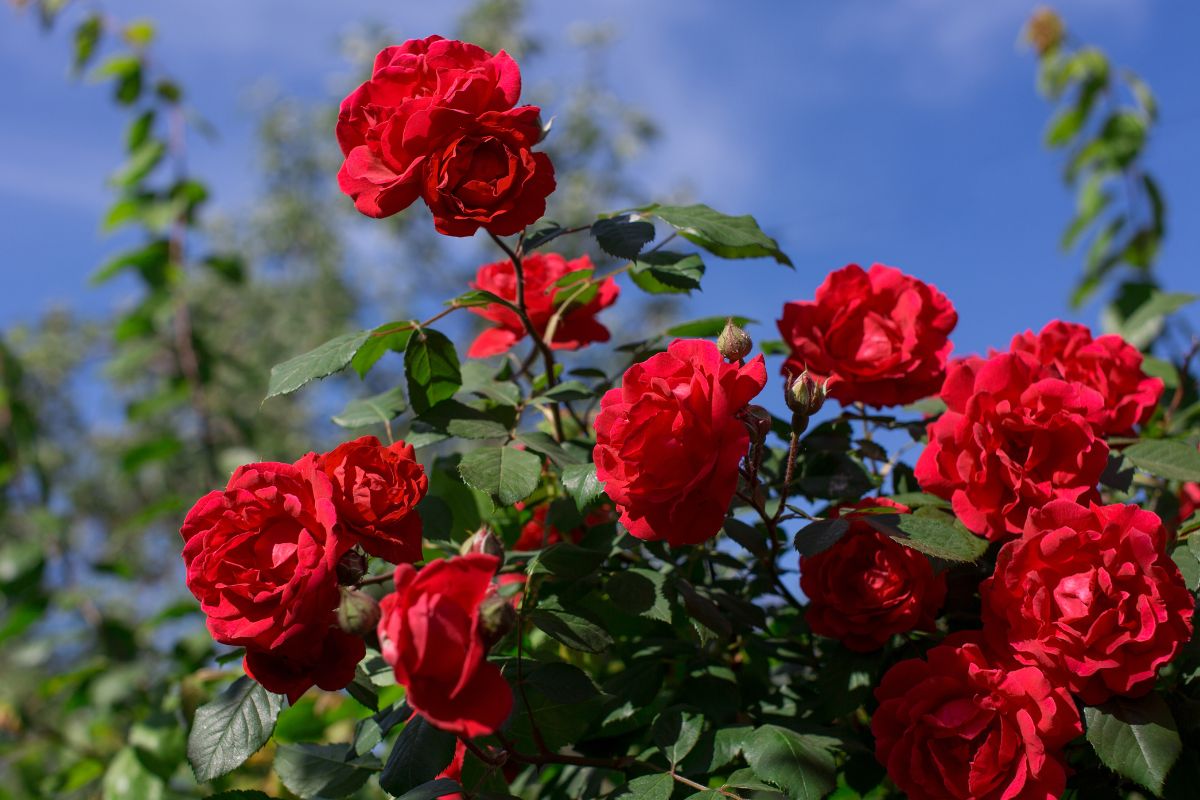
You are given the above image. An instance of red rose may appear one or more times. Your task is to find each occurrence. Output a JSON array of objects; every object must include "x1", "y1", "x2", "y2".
[
  {"x1": 337, "y1": 38, "x2": 555, "y2": 236},
  {"x1": 180, "y1": 457, "x2": 359, "y2": 700},
  {"x1": 435, "y1": 740, "x2": 467, "y2": 800},
  {"x1": 594, "y1": 339, "x2": 767, "y2": 546},
  {"x1": 872, "y1": 632, "x2": 1081, "y2": 800},
  {"x1": 1010, "y1": 320, "x2": 1162, "y2": 435},
  {"x1": 1180, "y1": 482, "x2": 1200, "y2": 527},
  {"x1": 318, "y1": 436, "x2": 428, "y2": 564},
  {"x1": 981, "y1": 500, "x2": 1194, "y2": 704},
  {"x1": 377, "y1": 554, "x2": 513, "y2": 736},
  {"x1": 777, "y1": 263, "x2": 957, "y2": 407},
  {"x1": 514, "y1": 503, "x2": 615, "y2": 550},
  {"x1": 799, "y1": 499, "x2": 946, "y2": 652},
  {"x1": 467, "y1": 252, "x2": 619, "y2": 358},
  {"x1": 914, "y1": 351, "x2": 1109, "y2": 540}
]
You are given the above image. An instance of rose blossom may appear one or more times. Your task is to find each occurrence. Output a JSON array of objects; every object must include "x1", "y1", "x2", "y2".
[
  {"x1": 377, "y1": 554, "x2": 512, "y2": 736},
  {"x1": 982, "y1": 500, "x2": 1194, "y2": 704},
  {"x1": 318, "y1": 435, "x2": 428, "y2": 564},
  {"x1": 915, "y1": 351, "x2": 1109, "y2": 540},
  {"x1": 180, "y1": 456, "x2": 361, "y2": 700},
  {"x1": 594, "y1": 339, "x2": 767, "y2": 546},
  {"x1": 799, "y1": 499, "x2": 946, "y2": 652},
  {"x1": 777, "y1": 263, "x2": 957, "y2": 407},
  {"x1": 872, "y1": 632, "x2": 1081, "y2": 800},
  {"x1": 1010, "y1": 320, "x2": 1162, "y2": 435},
  {"x1": 467, "y1": 252, "x2": 618, "y2": 358}
]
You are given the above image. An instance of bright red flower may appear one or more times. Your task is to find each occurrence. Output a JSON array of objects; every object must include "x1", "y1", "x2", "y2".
[
  {"x1": 982, "y1": 500, "x2": 1194, "y2": 704},
  {"x1": 318, "y1": 436, "x2": 428, "y2": 564},
  {"x1": 435, "y1": 740, "x2": 467, "y2": 800},
  {"x1": 180, "y1": 457, "x2": 358, "y2": 701},
  {"x1": 377, "y1": 554, "x2": 513, "y2": 737},
  {"x1": 777, "y1": 263, "x2": 957, "y2": 407},
  {"x1": 1010, "y1": 320, "x2": 1162, "y2": 435},
  {"x1": 915, "y1": 351, "x2": 1108, "y2": 540},
  {"x1": 872, "y1": 632, "x2": 1081, "y2": 800},
  {"x1": 594, "y1": 339, "x2": 767, "y2": 546},
  {"x1": 467, "y1": 252, "x2": 618, "y2": 358},
  {"x1": 337, "y1": 37, "x2": 555, "y2": 236},
  {"x1": 799, "y1": 499, "x2": 946, "y2": 652}
]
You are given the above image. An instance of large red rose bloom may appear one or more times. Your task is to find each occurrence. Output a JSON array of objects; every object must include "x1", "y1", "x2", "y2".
[
  {"x1": 777, "y1": 263, "x2": 957, "y2": 407},
  {"x1": 594, "y1": 339, "x2": 766, "y2": 546},
  {"x1": 915, "y1": 351, "x2": 1108, "y2": 540},
  {"x1": 872, "y1": 632, "x2": 1081, "y2": 800},
  {"x1": 800, "y1": 499, "x2": 946, "y2": 652},
  {"x1": 982, "y1": 500, "x2": 1194, "y2": 704}
]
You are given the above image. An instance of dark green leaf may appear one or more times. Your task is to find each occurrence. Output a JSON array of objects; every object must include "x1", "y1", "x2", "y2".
[
  {"x1": 744, "y1": 725, "x2": 839, "y2": 800},
  {"x1": 607, "y1": 568, "x2": 671, "y2": 623},
  {"x1": 866, "y1": 513, "x2": 987, "y2": 562},
  {"x1": 379, "y1": 716, "x2": 457, "y2": 796},
  {"x1": 666, "y1": 315, "x2": 757, "y2": 338},
  {"x1": 332, "y1": 386, "x2": 408, "y2": 429},
  {"x1": 187, "y1": 676, "x2": 286, "y2": 783},
  {"x1": 534, "y1": 380, "x2": 594, "y2": 403},
  {"x1": 458, "y1": 445, "x2": 542, "y2": 505},
  {"x1": 1116, "y1": 292, "x2": 1198, "y2": 350},
  {"x1": 111, "y1": 138, "x2": 165, "y2": 186},
  {"x1": 562, "y1": 463, "x2": 604, "y2": 509},
  {"x1": 405, "y1": 329, "x2": 462, "y2": 414},
  {"x1": 352, "y1": 324, "x2": 414, "y2": 378},
  {"x1": 393, "y1": 781, "x2": 463, "y2": 800},
  {"x1": 650, "y1": 203, "x2": 792, "y2": 266},
  {"x1": 527, "y1": 542, "x2": 606, "y2": 580},
  {"x1": 1171, "y1": 545, "x2": 1200, "y2": 592},
  {"x1": 517, "y1": 432, "x2": 584, "y2": 467},
  {"x1": 266, "y1": 331, "x2": 370, "y2": 399},
  {"x1": 630, "y1": 251, "x2": 706, "y2": 294},
  {"x1": 1124, "y1": 440, "x2": 1200, "y2": 482},
  {"x1": 92, "y1": 240, "x2": 171, "y2": 285},
  {"x1": 416, "y1": 399, "x2": 514, "y2": 440},
  {"x1": 724, "y1": 519, "x2": 769, "y2": 558},
  {"x1": 1086, "y1": 693, "x2": 1182, "y2": 796},
  {"x1": 592, "y1": 214, "x2": 656, "y2": 260},
  {"x1": 653, "y1": 707, "x2": 704, "y2": 766},
  {"x1": 530, "y1": 609, "x2": 613, "y2": 653},
  {"x1": 524, "y1": 662, "x2": 601, "y2": 705},
  {"x1": 792, "y1": 518, "x2": 850, "y2": 558},
  {"x1": 616, "y1": 773, "x2": 674, "y2": 799},
  {"x1": 274, "y1": 744, "x2": 376, "y2": 799},
  {"x1": 73, "y1": 14, "x2": 103, "y2": 73}
]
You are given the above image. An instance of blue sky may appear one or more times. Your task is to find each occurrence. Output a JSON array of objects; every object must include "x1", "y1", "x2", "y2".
[{"x1": 2, "y1": 0, "x2": 1198, "y2": 360}]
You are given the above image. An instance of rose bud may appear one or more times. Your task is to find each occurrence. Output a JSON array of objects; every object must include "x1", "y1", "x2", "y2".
[
  {"x1": 741, "y1": 404, "x2": 773, "y2": 442},
  {"x1": 717, "y1": 318, "x2": 753, "y2": 362},
  {"x1": 336, "y1": 549, "x2": 369, "y2": 586},
  {"x1": 476, "y1": 587, "x2": 518, "y2": 648},
  {"x1": 785, "y1": 370, "x2": 827, "y2": 417},
  {"x1": 461, "y1": 527, "x2": 505, "y2": 562},
  {"x1": 336, "y1": 587, "x2": 382, "y2": 636}
]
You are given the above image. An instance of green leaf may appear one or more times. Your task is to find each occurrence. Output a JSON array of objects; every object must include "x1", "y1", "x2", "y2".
[
  {"x1": 274, "y1": 744, "x2": 376, "y2": 799},
  {"x1": 562, "y1": 463, "x2": 604, "y2": 510},
  {"x1": 379, "y1": 716, "x2": 457, "y2": 797},
  {"x1": 653, "y1": 707, "x2": 704, "y2": 766},
  {"x1": 332, "y1": 386, "x2": 408, "y2": 428},
  {"x1": 617, "y1": 773, "x2": 675, "y2": 799},
  {"x1": 630, "y1": 251, "x2": 706, "y2": 294},
  {"x1": 1046, "y1": 105, "x2": 1086, "y2": 147},
  {"x1": 415, "y1": 399, "x2": 514, "y2": 440},
  {"x1": 534, "y1": 380, "x2": 594, "y2": 403},
  {"x1": 792, "y1": 518, "x2": 851, "y2": 558},
  {"x1": 392, "y1": 781, "x2": 463, "y2": 800},
  {"x1": 103, "y1": 748, "x2": 166, "y2": 800},
  {"x1": 592, "y1": 214, "x2": 656, "y2": 260},
  {"x1": 866, "y1": 513, "x2": 988, "y2": 563},
  {"x1": 1124, "y1": 440, "x2": 1200, "y2": 482},
  {"x1": 72, "y1": 14, "x2": 102, "y2": 73},
  {"x1": 1171, "y1": 545, "x2": 1200, "y2": 592},
  {"x1": 517, "y1": 431, "x2": 584, "y2": 467},
  {"x1": 530, "y1": 608, "x2": 613, "y2": 653},
  {"x1": 1116, "y1": 292, "x2": 1199, "y2": 350},
  {"x1": 607, "y1": 568, "x2": 671, "y2": 623},
  {"x1": 187, "y1": 676, "x2": 286, "y2": 783},
  {"x1": 458, "y1": 445, "x2": 542, "y2": 505},
  {"x1": 650, "y1": 203, "x2": 792, "y2": 266},
  {"x1": 666, "y1": 315, "x2": 757, "y2": 338},
  {"x1": 266, "y1": 330, "x2": 370, "y2": 400},
  {"x1": 92, "y1": 240, "x2": 171, "y2": 286},
  {"x1": 527, "y1": 542, "x2": 606, "y2": 580},
  {"x1": 524, "y1": 662, "x2": 601, "y2": 705},
  {"x1": 1086, "y1": 693, "x2": 1182, "y2": 796},
  {"x1": 744, "y1": 725, "x2": 839, "y2": 800},
  {"x1": 204, "y1": 791, "x2": 277, "y2": 800},
  {"x1": 405, "y1": 329, "x2": 462, "y2": 414},
  {"x1": 111, "y1": 138, "x2": 165, "y2": 187},
  {"x1": 352, "y1": 324, "x2": 414, "y2": 378}
]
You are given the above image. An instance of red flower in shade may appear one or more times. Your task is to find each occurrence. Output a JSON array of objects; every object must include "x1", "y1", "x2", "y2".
[
  {"x1": 915, "y1": 351, "x2": 1109, "y2": 540},
  {"x1": 514, "y1": 503, "x2": 615, "y2": 550},
  {"x1": 594, "y1": 339, "x2": 766, "y2": 546},
  {"x1": 981, "y1": 500, "x2": 1194, "y2": 705},
  {"x1": 872, "y1": 632, "x2": 1081, "y2": 800},
  {"x1": 377, "y1": 554, "x2": 513, "y2": 736},
  {"x1": 180, "y1": 457, "x2": 361, "y2": 701},
  {"x1": 467, "y1": 252, "x2": 618, "y2": 358},
  {"x1": 336, "y1": 37, "x2": 555, "y2": 236},
  {"x1": 317, "y1": 436, "x2": 428, "y2": 564},
  {"x1": 1180, "y1": 482, "x2": 1200, "y2": 527},
  {"x1": 777, "y1": 263, "x2": 957, "y2": 407},
  {"x1": 1009, "y1": 320, "x2": 1162, "y2": 435},
  {"x1": 799, "y1": 499, "x2": 946, "y2": 652}
]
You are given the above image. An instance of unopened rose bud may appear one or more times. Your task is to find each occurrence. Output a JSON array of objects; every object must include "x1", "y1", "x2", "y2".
[
  {"x1": 336, "y1": 550, "x2": 368, "y2": 586},
  {"x1": 717, "y1": 318, "x2": 753, "y2": 362},
  {"x1": 460, "y1": 527, "x2": 505, "y2": 562},
  {"x1": 476, "y1": 588, "x2": 517, "y2": 648},
  {"x1": 1024, "y1": 7, "x2": 1064, "y2": 56},
  {"x1": 742, "y1": 404, "x2": 773, "y2": 442},
  {"x1": 336, "y1": 587, "x2": 381, "y2": 636},
  {"x1": 785, "y1": 370, "x2": 827, "y2": 417}
]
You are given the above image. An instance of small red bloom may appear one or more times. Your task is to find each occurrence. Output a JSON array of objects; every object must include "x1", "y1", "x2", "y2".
[
  {"x1": 318, "y1": 436, "x2": 428, "y2": 564},
  {"x1": 1010, "y1": 320, "x2": 1162, "y2": 435},
  {"x1": 915, "y1": 351, "x2": 1109, "y2": 540},
  {"x1": 514, "y1": 503, "x2": 615, "y2": 550},
  {"x1": 467, "y1": 252, "x2": 618, "y2": 358},
  {"x1": 1180, "y1": 482, "x2": 1200, "y2": 527},
  {"x1": 872, "y1": 632, "x2": 1081, "y2": 800},
  {"x1": 982, "y1": 500, "x2": 1194, "y2": 704},
  {"x1": 594, "y1": 339, "x2": 767, "y2": 546},
  {"x1": 799, "y1": 499, "x2": 946, "y2": 652},
  {"x1": 777, "y1": 263, "x2": 957, "y2": 407},
  {"x1": 377, "y1": 554, "x2": 513, "y2": 736}
]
